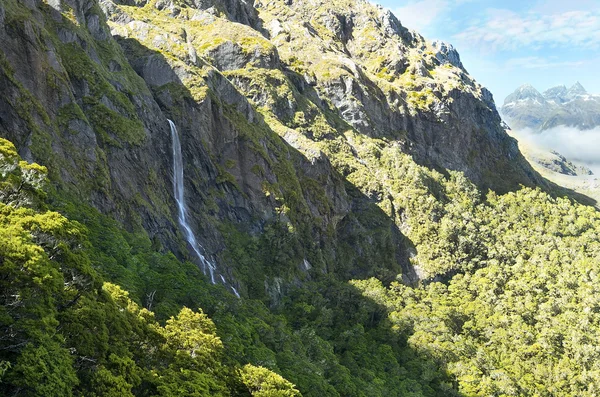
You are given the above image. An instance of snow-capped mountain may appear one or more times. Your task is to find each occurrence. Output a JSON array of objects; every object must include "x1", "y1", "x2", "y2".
[{"x1": 501, "y1": 82, "x2": 600, "y2": 131}]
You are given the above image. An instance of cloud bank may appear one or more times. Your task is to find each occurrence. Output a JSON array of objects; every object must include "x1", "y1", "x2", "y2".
[
  {"x1": 453, "y1": 9, "x2": 600, "y2": 51},
  {"x1": 503, "y1": 56, "x2": 585, "y2": 70},
  {"x1": 513, "y1": 126, "x2": 600, "y2": 174}
]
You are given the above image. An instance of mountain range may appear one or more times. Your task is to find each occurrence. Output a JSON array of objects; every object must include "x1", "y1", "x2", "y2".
[
  {"x1": 2, "y1": 0, "x2": 600, "y2": 396},
  {"x1": 501, "y1": 82, "x2": 600, "y2": 130}
]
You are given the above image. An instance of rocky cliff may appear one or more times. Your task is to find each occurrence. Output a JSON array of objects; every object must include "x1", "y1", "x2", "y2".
[
  {"x1": 0, "y1": 0, "x2": 542, "y2": 296},
  {"x1": 10, "y1": 1, "x2": 600, "y2": 396}
]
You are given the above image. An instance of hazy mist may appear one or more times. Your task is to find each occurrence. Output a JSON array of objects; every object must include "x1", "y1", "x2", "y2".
[{"x1": 511, "y1": 126, "x2": 600, "y2": 175}]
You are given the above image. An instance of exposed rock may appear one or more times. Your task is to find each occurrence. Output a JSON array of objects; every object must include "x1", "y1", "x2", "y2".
[
  {"x1": 0, "y1": 0, "x2": 176, "y2": 257},
  {"x1": 481, "y1": 87, "x2": 496, "y2": 110},
  {"x1": 187, "y1": 40, "x2": 198, "y2": 66},
  {"x1": 0, "y1": 0, "x2": 544, "y2": 295},
  {"x1": 432, "y1": 40, "x2": 464, "y2": 70},
  {"x1": 106, "y1": 0, "x2": 147, "y2": 5},
  {"x1": 543, "y1": 85, "x2": 567, "y2": 103},
  {"x1": 207, "y1": 41, "x2": 252, "y2": 70},
  {"x1": 408, "y1": 59, "x2": 431, "y2": 78},
  {"x1": 99, "y1": 0, "x2": 133, "y2": 24},
  {"x1": 46, "y1": 49, "x2": 62, "y2": 72},
  {"x1": 58, "y1": 27, "x2": 79, "y2": 43},
  {"x1": 551, "y1": 150, "x2": 593, "y2": 176},
  {"x1": 266, "y1": 18, "x2": 285, "y2": 37},
  {"x1": 153, "y1": 0, "x2": 173, "y2": 10},
  {"x1": 108, "y1": 59, "x2": 122, "y2": 71},
  {"x1": 319, "y1": 11, "x2": 354, "y2": 43},
  {"x1": 379, "y1": 8, "x2": 412, "y2": 42},
  {"x1": 86, "y1": 13, "x2": 107, "y2": 40},
  {"x1": 131, "y1": 54, "x2": 180, "y2": 86},
  {"x1": 567, "y1": 81, "x2": 587, "y2": 98}
]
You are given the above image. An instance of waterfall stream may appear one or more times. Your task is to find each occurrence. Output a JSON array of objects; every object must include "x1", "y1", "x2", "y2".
[{"x1": 168, "y1": 120, "x2": 239, "y2": 297}]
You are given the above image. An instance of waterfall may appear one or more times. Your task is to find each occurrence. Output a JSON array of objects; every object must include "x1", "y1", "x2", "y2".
[{"x1": 168, "y1": 120, "x2": 239, "y2": 298}]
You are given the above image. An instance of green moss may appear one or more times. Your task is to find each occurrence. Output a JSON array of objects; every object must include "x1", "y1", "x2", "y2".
[
  {"x1": 83, "y1": 98, "x2": 145, "y2": 147},
  {"x1": 406, "y1": 88, "x2": 436, "y2": 110},
  {"x1": 224, "y1": 159, "x2": 236, "y2": 169},
  {"x1": 56, "y1": 103, "x2": 87, "y2": 134},
  {"x1": 0, "y1": 50, "x2": 59, "y2": 181},
  {"x1": 0, "y1": 52, "x2": 51, "y2": 127},
  {"x1": 300, "y1": 176, "x2": 332, "y2": 214},
  {"x1": 197, "y1": 37, "x2": 228, "y2": 53},
  {"x1": 216, "y1": 164, "x2": 240, "y2": 189},
  {"x1": 312, "y1": 57, "x2": 351, "y2": 81},
  {"x1": 221, "y1": 104, "x2": 270, "y2": 162},
  {"x1": 3, "y1": 0, "x2": 32, "y2": 28},
  {"x1": 94, "y1": 39, "x2": 151, "y2": 95},
  {"x1": 183, "y1": 76, "x2": 210, "y2": 102},
  {"x1": 43, "y1": 12, "x2": 150, "y2": 146},
  {"x1": 250, "y1": 164, "x2": 264, "y2": 177},
  {"x1": 239, "y1": 36, "x2": 275, "y2": 57},
  {"x1": 117, "y1": 2, "x2": 274, "y2": 72}
]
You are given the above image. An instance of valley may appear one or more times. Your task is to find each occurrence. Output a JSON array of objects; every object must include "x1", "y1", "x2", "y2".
[{"x1": 1, "y1": 0, "x2": 599, "y2": 396}]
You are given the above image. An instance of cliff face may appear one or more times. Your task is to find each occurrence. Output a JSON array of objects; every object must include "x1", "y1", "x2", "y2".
[
  {"x1": 0, "y1": 0, "x2": 174, "y2": 237},
  {"x1": 0, "y1": 0, "x2": 542, "y2": 294}
]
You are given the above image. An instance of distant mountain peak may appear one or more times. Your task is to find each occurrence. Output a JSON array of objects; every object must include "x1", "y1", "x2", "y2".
[
  {"x1": 567, "y1": 81, "x2": 587, "y2": 98},
  {"x1": 517, "y1": 83, "x2": 539, "y2": 94},
  {"x1": 517, "y1": 84, "x2": 540, "y2": 96},
  {"x1": 502, "y1": 82, "x2": 600, "y2": 131},
  {"x1": 503, "y1": 84, "x2": 545, "y2": 106},
  {"x1": 543, "y1": 85, "x2": 568, "y2": 102}
]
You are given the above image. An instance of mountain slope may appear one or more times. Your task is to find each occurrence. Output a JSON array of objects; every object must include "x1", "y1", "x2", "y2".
[
  {"x1": 6, "y1": 0, "x2": 600, "y2": 396},
  {"x1": 0, "y1": 0, "x2": 543, "y2": 290}
]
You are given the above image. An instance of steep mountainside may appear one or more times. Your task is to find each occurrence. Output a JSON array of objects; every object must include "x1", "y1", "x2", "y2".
[
  {"x1": 502, "y1": 82, "x2": 600, "y2": 130},
  {"x1": 0, "y1": 0, "x2": 542, "y2": 291},
  {"x1": 9, "y1": 0, "x2": 600, "y2": 396}
]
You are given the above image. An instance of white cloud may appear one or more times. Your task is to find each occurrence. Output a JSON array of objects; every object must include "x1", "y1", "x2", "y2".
[
  {"x1": 393, "y1": 0, "x2": 450, "y2": 32},
  {"x1": 514, "y1": 126, "x2": 600, "y2": 168},
  {"x1": 531, "y1": 0, "x2": 600, "y2": 14},
  {"x1": 393, "y1": 0, "x2": 476, "y2": 33},
  {"x1": 453, "y1": 8, "x2": 600, "y2": 51},
  {"x1": 504, "y1": 56, "x2": 585, "y2": 70}
]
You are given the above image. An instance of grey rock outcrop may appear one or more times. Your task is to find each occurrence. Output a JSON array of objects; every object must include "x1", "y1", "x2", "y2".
[
  {"x1": 533, "y1": 150, "x2": 593, "y2": 176},
  {"x1": 432, "y1": 40, "x2": 464, "y2": 70},
  {"x1": 0, "y1": 0, "x2": 546, "y2": 292}
]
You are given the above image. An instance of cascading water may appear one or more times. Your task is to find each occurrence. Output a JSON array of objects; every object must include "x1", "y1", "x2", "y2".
[{"x1": 168, "y1": 120, "x2": 239, "y2": 298}]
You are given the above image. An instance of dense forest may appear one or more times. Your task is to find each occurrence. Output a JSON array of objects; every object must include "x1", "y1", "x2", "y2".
[
  {"x1": 2, "y1": 134, "x2": 600, "y2": 396},
  {"x1": 2, "y1": 0, "x2": 600, "y2": 395}
]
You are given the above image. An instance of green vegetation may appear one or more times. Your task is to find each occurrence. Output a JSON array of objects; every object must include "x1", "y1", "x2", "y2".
[
  {"x1": 3, "y1": 0, "x2": 600, "y2": 396},
  {"x1": 0, "y1": 136, "x2": 452, "y2": 396},
  {"x1": 353, "y1": 188, "x2": 600, "y2": 395},
  {"x1": 6, "y1": 87, "x2": 600, "y2": 394},
  {"x1": 0, "y1": 138, "x2": 303, "y2": 396}
]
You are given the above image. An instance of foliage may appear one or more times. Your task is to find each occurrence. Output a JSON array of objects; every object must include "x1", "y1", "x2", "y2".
[
  {"x1": 352, "y1": 188, "x2": 600, "y2": 396},
  {"x1": 0, "y1": 138, "x2": 293, "y2": 396},
  {"x1": 2, "y1": 0, "x2": 600, "y2": 395},
  {"x1": 241, "y1": 364, "x2": 301, "y2": 397},
  {"x1": 0, "y1": 139, "x2": 48, "y2": 207},
  {"x1": 0, "y1": 133, "x2": 464, "y2": 396}
]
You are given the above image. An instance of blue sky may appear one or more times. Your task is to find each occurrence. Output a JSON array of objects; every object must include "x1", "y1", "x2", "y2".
[{"x1": 377, "y1": 0, "x2": 600, "y2": 105}]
